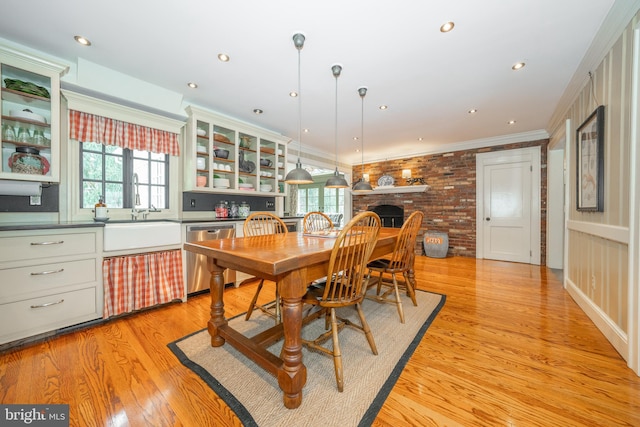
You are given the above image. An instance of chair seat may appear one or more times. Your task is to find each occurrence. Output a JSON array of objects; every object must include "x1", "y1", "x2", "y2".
[{"x1": 367, "y1": 258, "x2": 390, "y2": 269}]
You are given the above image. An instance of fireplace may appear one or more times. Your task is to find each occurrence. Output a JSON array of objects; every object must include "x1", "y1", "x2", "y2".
[{"x1": 368, "y1": 204, "x2": 404, "y2": 228}]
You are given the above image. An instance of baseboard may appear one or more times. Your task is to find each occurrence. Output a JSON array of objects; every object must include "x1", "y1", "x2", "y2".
[{"x1": 565, "y1": 276, "x2": 629, "y2": 360}]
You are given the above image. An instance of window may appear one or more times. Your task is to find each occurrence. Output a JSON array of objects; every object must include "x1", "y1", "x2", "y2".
[
  {"x1": 296, "y1": 177, "x2": 344, "y2": 216},
  {"x1": 80, "y1": 142, "x2": 169, "y2": 209}
]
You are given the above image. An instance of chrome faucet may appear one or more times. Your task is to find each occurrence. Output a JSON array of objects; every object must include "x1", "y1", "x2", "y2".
[{"x1": 131, "y1": 173, "x2": 146, "y2": 220}]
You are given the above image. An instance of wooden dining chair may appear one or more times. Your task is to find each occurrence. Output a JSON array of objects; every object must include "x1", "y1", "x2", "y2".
[
  {"x1": 365, "y1": 210, "x2": 424, "y2": 323},
  {"x1": 301, "y1": 211, "x2": 381, "y2": 392},
  {"x1": 303, "y1": 211, "x2": 334, "y2": 234},
  {"x1": 243, "y1": 212, "x2": 288, "y2": 323}
]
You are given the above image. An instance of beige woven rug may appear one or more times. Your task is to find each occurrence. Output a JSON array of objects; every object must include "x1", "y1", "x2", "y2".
[{"x1": 169, "y1": 289, "x2": 445, "y2": 427}]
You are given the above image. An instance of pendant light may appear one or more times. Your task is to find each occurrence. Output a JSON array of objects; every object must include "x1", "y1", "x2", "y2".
[
  {"x1": 284, "y1": 33, "x2": 314, "y2": 185},
  {"x1": 352, "y1": 86, "x2": 373, "y2": 192},
  {"x1": 325, "y1": 64, "x2": 349, "y2": 189}
]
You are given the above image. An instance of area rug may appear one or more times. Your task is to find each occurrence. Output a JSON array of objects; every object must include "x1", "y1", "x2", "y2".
[{"x1": 169, "y1": 289, "x2": 445, "y2": 427}]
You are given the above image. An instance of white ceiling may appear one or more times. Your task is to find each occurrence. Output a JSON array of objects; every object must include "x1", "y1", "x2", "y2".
[{"x1": 0, "y1": 0, "x2": 622, "y2": 165}]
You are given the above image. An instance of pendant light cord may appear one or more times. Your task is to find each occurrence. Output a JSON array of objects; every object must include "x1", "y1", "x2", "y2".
[
  {"x1": 361, "y1": 93, "x2": 365, "y2": 176},
  {"x1": 334, "y1": 70, "x2": 338, "y2": 168},
  {"x1": 297, "y1": 46, "x2": 302, "y2": 159}
]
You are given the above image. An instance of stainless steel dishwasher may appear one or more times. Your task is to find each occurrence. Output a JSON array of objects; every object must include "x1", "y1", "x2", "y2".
[{"x1": 186, "y1": 223, "x2": 236, "y2": 295}]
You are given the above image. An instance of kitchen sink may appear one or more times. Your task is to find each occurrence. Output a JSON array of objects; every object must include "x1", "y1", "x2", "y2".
[{"x1": 103, "y1": 221, "x2": 181, "y2": 252}]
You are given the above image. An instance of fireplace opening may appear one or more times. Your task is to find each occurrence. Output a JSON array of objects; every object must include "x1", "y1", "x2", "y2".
[{"x1": 368, "y1": 204, "x2": 404, "y2": 228}]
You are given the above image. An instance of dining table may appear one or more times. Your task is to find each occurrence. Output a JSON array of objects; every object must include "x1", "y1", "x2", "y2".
[{"x1": 183, "y1": 226, "x2": 401, "y2": 409}]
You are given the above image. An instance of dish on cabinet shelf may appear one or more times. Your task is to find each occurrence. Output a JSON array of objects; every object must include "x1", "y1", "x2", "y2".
[
  {"x1": 214, "y1": 133, "x2": 231, "y2": 144},
  {"x1": 196, "y1": 128, "x2": 207, "y2": 136},
  {"x1": 238, "y1": 183, "x2": 253, "y2": 189},
  {"x1": 3, "y1": 78, "x2": 50, "y2": 98},
  {"x1": 10, "y1": 109, "x2": 47, "y2": 123},
  {"x1": 213, "y1": 178, "x2": 230, "y2": 188},
  {"x1": 377, "y1": 174, "x2": 395, "y2": 187}
]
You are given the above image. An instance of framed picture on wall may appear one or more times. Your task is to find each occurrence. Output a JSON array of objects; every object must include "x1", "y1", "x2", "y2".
[{"x1": 576, "y1": 105, "x2": 605, "y2": 212}]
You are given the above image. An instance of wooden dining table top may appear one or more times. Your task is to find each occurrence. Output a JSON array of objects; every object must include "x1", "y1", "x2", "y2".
[
  {"x1": 182, "y1": 226, "x2": 400, "y2": 409},
  {"x1": 184, "y1": 226, "x2": 400, "y2": 280}
]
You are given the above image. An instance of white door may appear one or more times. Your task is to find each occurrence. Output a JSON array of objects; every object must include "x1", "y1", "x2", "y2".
[
  {"x1": 476, "y1": 146, "x2": 540, "y2": 265},
  {"x1": 483, "y1": 162, "x2": 531, "y2": 262}
]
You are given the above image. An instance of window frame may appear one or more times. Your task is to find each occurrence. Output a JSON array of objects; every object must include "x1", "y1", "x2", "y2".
[{"x1": 79, "y1": 142, "x2": 170, "y2": 209}]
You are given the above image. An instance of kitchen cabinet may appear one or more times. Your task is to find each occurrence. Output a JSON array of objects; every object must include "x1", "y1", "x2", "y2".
[
  {"x1": 184, "y1": 106, "x2": 288, "y2": 195},
  {"x1": 0, "y1": 227, "x2": 103, "y2": 344},
  {"x1": 0, "y1": 45, "x2": 67, "y2": 182}
]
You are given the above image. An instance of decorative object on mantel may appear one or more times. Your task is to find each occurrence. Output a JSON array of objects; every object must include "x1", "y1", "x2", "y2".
[
  {"x1": 376, "y1": 158, "x2": 395, "y2": 187},
  {"x1": 377, "y1": 172, "x2": 395, "y2": 187},
  {"x1": 402, "y1": 169, "x2": 426, "y2": 185},
  {"x1": 284, "y1": 33, "x2": 314, "y2": 185},
  {"x1": 325, "y1": 64, "x2": 349, "y2": 189},
  {"x1": 353, "y1": 86, "x2": 373, "y2": 193}
]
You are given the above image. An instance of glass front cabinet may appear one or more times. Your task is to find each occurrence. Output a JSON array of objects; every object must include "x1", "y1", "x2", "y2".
[
  {"x1": 184, "y1": 106, "x2": 288, "y2": 195},
  {"x1": 0, "y1": 45, "x2": 67, "y2": 182}
]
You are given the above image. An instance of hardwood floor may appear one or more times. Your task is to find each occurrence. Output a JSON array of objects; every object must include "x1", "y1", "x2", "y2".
[{"x1": 1, "y1": 256, "x2": 640, "y2": 426}]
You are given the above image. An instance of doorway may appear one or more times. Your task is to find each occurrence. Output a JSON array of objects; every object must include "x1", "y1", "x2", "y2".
[{"x1": 476, "y1": 146, "x2": 541, "y2": 264}]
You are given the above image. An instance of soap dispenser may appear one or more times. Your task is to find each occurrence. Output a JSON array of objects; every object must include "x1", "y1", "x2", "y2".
[{"x1": 95, "y1": 195, "x2": 108, "y2": 220}]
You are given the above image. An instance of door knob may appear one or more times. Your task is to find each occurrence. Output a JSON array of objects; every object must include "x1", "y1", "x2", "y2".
[{"x1": 486, "y1": 217, "x2": 491, "y2": 221}]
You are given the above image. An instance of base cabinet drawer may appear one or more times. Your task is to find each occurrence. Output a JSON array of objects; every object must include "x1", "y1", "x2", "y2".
[
  {"x1": 0, "y1": 259, "x2": 97, "y2": 303},
  {"x1": 0, "y1": 287, "x2": 99, "y2": 344},
  {"x1": 0, "y1": 232, "x2": 97, "y2": 263}
]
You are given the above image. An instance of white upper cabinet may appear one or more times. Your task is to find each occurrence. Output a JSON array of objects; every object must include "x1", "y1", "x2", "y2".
[
  {"x1": 0, "y1": 45, "x2": 68, "y2": 182},
  {"x1": 184, "y1": 106, "x2": 288, "y2": 195}
]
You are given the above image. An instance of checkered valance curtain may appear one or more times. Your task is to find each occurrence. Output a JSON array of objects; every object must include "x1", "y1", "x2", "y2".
[
  {"x1": 69, "y1": 109, "x2": 180, "y2": 156},
  {"x1": 102, "y1": 250, "x2": 184, "y2": 318}
]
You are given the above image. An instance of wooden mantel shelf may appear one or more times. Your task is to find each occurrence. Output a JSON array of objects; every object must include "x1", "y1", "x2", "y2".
[{"x1": 352, "y1": 184, "x2": 430, "y2": 195}]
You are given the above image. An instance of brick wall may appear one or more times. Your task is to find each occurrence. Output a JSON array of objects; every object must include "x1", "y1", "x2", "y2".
[{"x1": 351, "y1": 139, "x2": 548, "y2": 262}]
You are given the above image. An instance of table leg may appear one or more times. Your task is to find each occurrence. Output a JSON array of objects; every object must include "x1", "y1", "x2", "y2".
[
  {"x1": 406, "y1": 253, "x2": 418, "y2": 306},
  {"x1": 206, "y1": 258, "x2": 228, "y2": 347},
  {"x1": 277, "y1": 269, "x2": 308, "y2": 409}
]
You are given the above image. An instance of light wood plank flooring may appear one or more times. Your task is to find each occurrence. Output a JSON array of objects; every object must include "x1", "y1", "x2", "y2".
[{"x1": 1, "y1": 256, "x2": 639, "y2": 426}]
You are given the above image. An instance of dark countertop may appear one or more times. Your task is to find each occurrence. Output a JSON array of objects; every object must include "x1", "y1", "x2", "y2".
[
  {"x1": 0, "y1": 216, "x2": 304, "y2": 231},
  {"x1": 0, "y1": 221, "x2": 106, "y2": 232}
]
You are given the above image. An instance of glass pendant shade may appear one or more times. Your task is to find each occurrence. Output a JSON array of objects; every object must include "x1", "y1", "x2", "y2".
[
  {"x1": 285, "y1": 33, "x2": 313, "y2": 185},
  {"x1": 325, "y1": 64, "x2": 349, "y2": 189}
]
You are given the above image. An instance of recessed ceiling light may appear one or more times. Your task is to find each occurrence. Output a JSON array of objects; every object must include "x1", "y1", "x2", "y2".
[
  {"x1": 218, "y1": 53, "x2": 230, "y2": 62},
  {"x1": 440, "y1": 22, "x2": 455, "y2": 33},
  {"x1": 304, "y1": 128, "x2": 309, "y2": 133},
  {"x1": 290, "y1": 91, "x2": 298, "y2": 97},
  {"x1": 353, "y1": 137, "x2": 359, "y2": 141},
  {"x1": 468, "y1": 108, "x2": 478, "y2": 114},
  {"x1": 512, "y1": 62, "x2": 525, "y2": 71},
  {"x1": 379, "y1": 105, "x2": 388, "y2": 110},
  {"x1": 418, "y1": 137, "x2": 424, "y2": 141},
  {"x1": 187, "y1": 82, "x2": 198, "y2": 89},
  {"x1": 508, "y1": 120, "x2": 516, "y2": 125},
  {"x1": 253, "y1": 108, "x2": 263, "y2": 114},
  {"x1": 74, "y1": 35, "x2": 91, "y2": 46}
]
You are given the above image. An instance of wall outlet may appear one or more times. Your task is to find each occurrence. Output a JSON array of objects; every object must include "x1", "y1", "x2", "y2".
[
  {"x1": 29, "y1": 195, "x2": 41, "y2": 206},
  {"x1": 591, "y1": 274, "x2": 596, "y2": 290},
  {"x1": 266, "y1": 200, "x2": 275, "y2": 209}
]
